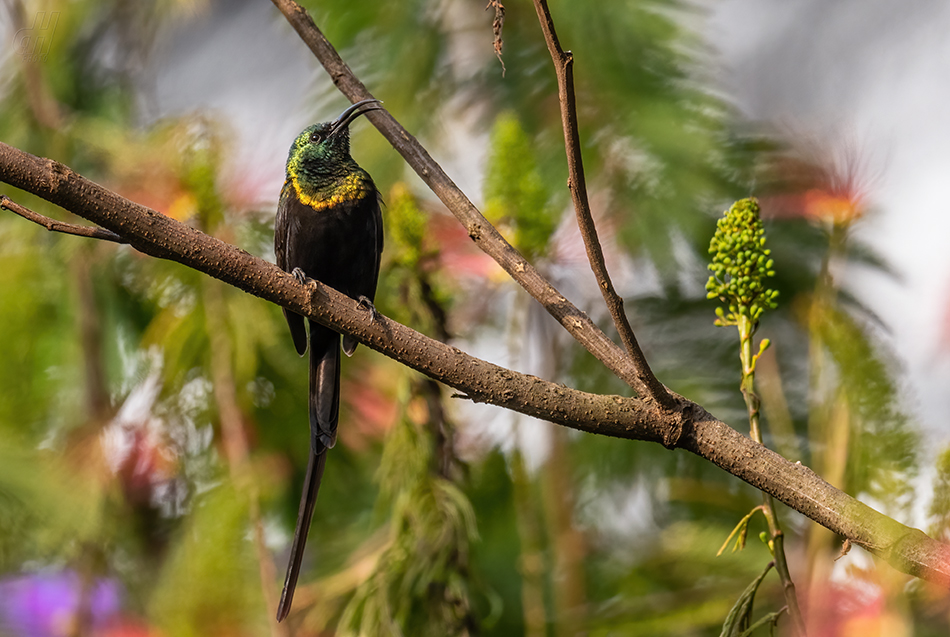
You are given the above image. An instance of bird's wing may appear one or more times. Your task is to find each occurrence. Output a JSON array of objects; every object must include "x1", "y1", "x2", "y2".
[
  {"x1": 276, "y1": 186, "x2": 309, "y2": 356},
  {"x1": 342, "y1": 191, "x2": 384, "y2": 357}
]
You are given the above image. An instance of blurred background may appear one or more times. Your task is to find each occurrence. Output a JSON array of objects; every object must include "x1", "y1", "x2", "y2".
[{"x1": 1, "y1": 0, "x2": 949, "y2": 635}]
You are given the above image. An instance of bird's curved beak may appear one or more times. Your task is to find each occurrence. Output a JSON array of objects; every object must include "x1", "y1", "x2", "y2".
[{"x1": 328, "y1": 99, "x2": 383, "y2": 138}]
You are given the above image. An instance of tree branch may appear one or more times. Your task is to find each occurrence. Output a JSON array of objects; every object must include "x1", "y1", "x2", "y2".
[
  {"x1": 267, "y1": 0, "x2": 670, "y2": 405},
  {"x1": 0, "y1": 195, "x2": 126, "y2": 243},
  {"x1": 2, "y1": 140, "x2": 950, "y2": 591},
  {"x1": 530, "y1": 0, "x2": 671, "y2": 408}
]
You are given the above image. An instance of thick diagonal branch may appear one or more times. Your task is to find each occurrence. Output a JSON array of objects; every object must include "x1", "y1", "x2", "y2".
[
  {"x1": 531, "y1": 0, "x2": 670, "y2": 407},
  {"x1": 3, "y1": 141, "x2": 950, "y2": 592},
  {"x1": 268, "y1": 0, "x2": 670, "y2": 404}
]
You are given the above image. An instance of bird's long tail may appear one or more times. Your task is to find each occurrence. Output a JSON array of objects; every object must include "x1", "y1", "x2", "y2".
[{"x1": 276, "y1": 323, "x2": 340, "y2": 622}]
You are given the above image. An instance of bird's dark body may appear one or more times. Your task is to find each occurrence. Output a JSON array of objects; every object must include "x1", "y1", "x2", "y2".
[
  {"x1": 276, "y1": 187, "x2": 383, "y2": 359},
  {"x1": 273, "y1": 100, "x2": 383, "y2": 622}
]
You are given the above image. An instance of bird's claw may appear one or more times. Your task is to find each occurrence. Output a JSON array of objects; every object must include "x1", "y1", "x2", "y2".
[
  {"x1": 291, "y1": 267, "x2": 310, "y2": 286},
  {"x1": 356, "y1": 296, "x2": 380, "y2": 321}
]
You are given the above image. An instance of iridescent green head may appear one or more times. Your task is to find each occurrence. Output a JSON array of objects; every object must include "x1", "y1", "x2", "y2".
[{"x1": 285, "y1": 99, "x2": 382, "y2": 190}]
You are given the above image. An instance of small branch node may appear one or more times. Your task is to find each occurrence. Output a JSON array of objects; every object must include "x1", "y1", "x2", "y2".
[{"x1": 835, "y1": 538, "x2": 853, "y2": 561}]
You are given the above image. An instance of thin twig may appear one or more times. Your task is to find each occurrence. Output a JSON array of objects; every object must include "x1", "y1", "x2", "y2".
[
  {"x1": 530, "y1": 0, "x2": 671, "y2": 409},
  {"x1": 1, "y1": 195, "x2": 127, "y2": 243},
  {"x1": 268, "y1": 0, "x2": 668, "y2": 407}
]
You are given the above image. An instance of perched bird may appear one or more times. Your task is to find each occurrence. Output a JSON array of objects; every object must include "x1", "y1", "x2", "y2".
[{"x1": 274, "y1": 98, "x2": 384, "y2": 622}]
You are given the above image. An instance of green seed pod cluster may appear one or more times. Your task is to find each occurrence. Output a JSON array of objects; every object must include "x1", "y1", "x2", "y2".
[{"x1": 706, "y1": 198, "x2": 779, "y2": 326}]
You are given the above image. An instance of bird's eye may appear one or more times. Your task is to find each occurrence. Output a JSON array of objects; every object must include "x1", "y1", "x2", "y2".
[{"x1": 309, "y1": 131, "x2": 324, "y2": 144}]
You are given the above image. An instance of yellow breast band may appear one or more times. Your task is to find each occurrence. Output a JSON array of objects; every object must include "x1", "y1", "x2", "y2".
[{"x1": 290, "y1": 172, "x2": 370, "y2": 211}]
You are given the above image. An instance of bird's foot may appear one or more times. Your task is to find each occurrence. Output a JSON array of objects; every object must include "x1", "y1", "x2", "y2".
[
  {"x1": 356, "y1": 296, "x2": 380, "y2": 321},
  {"x1": 291, "y1": 267, "x2": 310, "y2": 286}
]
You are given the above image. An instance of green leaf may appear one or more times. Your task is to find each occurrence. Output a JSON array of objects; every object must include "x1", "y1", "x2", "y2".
[
  {"x1": 719, "y1": 561, "x2": 773, "y2": 637},
  {"x1": 738, "y1": 609, "x2": 785, "y2": 637}
]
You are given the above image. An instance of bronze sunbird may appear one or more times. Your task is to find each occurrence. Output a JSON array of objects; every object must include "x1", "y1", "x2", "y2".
[{"x1": 274, "y1": 98, "x2": 383, "y2": 621}]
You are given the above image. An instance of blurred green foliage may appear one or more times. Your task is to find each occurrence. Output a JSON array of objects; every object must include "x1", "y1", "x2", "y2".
[
  {"x1": 339, "y1": 407, "x2": 481, "y2": 637},
  {"x1": 149, "y1": 483, "x2": 265, "y2": 637},
  {"x1": 483, "y1": 111, "x2": 559, "y2": 259},
  {"x1": 0, "y1": 0, "x2": 937, "y2": 635}
]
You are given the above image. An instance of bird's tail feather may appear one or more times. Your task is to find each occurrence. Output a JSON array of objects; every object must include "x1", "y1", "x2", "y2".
[
  {"x1": 276, "y1": 324, "x2": 340, "y2": 622},
  {"x1": 276, "y1": 445, "x2": 327, "y2": 621},
  {"x1": 309, "y1": 327, "x2": 341, "y2": 450}
]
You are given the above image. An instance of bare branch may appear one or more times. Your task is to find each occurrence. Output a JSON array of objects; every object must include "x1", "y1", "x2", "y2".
[
  {"x1": 530, "y1": 0, "x2": 671, "y2": 408},
  {"x1": 1, "y1": 195, "x2": 127, "y2": 243},
  {"x1": 268, "y1": 0, "x2": 666, "y2": 404},
  {"x1": 3, "y1": 140, "x2": 950, "y2": 591}
]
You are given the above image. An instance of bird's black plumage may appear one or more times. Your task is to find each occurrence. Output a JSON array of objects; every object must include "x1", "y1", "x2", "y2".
[{"x1": 273, "y1": 99, "x2": 383, "y2": 622}]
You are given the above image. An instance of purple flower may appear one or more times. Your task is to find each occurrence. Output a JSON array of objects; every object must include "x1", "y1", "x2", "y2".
[{"x1": 0, "y1": 571, "x2": 121, "y2": 637}]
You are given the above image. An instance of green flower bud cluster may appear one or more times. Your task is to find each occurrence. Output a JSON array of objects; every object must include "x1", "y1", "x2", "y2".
[{"x1": 706, "y1": 198, "x2": 779, "y2": 326}]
